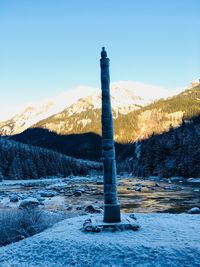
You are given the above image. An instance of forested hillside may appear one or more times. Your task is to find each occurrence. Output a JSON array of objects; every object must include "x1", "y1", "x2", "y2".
[
  {"x1": 119, "y1": 115, "x2": 200, "y2": 178},
  {"x1": 0, "y1": 138, "x2": 101, "y2": 180}
]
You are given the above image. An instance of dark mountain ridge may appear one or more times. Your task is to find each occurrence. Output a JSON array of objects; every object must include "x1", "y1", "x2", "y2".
[{"x1": 11, "y1": 128, "x2": 125, "y2": 161}]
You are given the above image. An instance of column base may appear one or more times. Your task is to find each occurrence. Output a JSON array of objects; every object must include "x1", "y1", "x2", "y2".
[{"x1": 104, "y1": 204, "x2": 121, "y2": 223}]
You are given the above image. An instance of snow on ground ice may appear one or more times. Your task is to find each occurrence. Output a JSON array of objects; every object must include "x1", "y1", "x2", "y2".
[{"x1": 0, "y1": 213, "x2": 200, "y2": 267}]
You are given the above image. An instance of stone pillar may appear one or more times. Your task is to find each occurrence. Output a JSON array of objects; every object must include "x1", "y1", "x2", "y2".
[{"x1": 100, "y1": 47, "x2": 121, "y2": 223}]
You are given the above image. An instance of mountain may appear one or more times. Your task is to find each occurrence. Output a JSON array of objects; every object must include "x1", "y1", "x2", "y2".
[
  {"x1": 3, "y1": 80, "x2": 200, "y2": 179},
  {"x1": 32, "y1": 82, "x2": 199, "y2": 144},
  {"x1": 0, "y1": 81, "x2": 179, "y2": 136},
  {"x1": 11, "y1": 83, "x2": 200, "y2": 161},
  {"x1": 10, "y1": 83, "x2": 200, "y2": 179},
  {"x1": 126, "y1": 82, "x2": 200, "y2": 141},
  {"x1": 0, "y1": 86, "x2": 97, "y2": 136},
  {"x1": 30, "y1": 81, "x2": 180, "y2": 140}
]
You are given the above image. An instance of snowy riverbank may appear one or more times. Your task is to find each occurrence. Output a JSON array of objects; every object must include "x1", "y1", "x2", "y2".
[{"x1": 0, "y1": 213, "x2": 200, "y2": 267}]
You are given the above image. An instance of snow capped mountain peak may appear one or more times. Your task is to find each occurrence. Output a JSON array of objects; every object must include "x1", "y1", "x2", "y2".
[
  {"x1": 0, "y1": 86, "x2": 97, "y2": 135},
  {"x1": 111, "y1": 81, "x2": 180, "y2": 101},
  {"x1": 66, "y1": 81, "x2": 181, "y2": 116},
  {"x1": 191, "y1": 78, "x2": 200, "y2": 87},
  {"x1": 0, "y1": 81, "x2": 181, "y2": 136}
]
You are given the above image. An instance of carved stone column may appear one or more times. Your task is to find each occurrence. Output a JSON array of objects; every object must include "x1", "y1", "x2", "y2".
[{"x1": 100, "y1": 47, "x2": 121, "y2": 223}]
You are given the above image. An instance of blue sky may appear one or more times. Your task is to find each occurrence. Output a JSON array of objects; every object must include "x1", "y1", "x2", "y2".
[{"x1": 0, "y1": 0, "x2": 200, "y2": 119}]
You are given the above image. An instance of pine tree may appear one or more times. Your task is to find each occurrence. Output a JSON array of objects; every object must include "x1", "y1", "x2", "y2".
[
  {"x1": 0, "y1": 166, "x2": 4, "y2": 181},
  {"x1": 8, "y1": 156, "x2": 23, "y2": 180}
]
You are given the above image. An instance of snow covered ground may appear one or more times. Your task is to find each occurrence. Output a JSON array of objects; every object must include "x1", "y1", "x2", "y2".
[
  {"x1": 0, "y1": 176, "x2": 99, "y2": 187},
  {"x1": 0, "y1": 213, "x2": 200, "y2": 267}
]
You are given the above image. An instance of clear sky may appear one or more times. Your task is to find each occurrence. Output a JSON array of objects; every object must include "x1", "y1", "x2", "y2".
[{"x1": 0, "y1": 0, "x2": 200, "y2": 120}]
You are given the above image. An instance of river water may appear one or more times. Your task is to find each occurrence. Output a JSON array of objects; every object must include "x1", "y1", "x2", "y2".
[{"x1": 0, "y1": 177, "x2": 199, "y2": 214}]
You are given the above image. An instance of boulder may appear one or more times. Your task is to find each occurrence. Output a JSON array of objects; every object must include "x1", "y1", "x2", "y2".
[
  {"x1": 134, "y1": 183, "x2": 144, "y2": 187},
  {"x1": 81, "y1": 218, "x2": 102, "y2": 233},
  {"x1": 76, "y1": 188, "x2": 85, "y2": 193},
  {"x1": 193, "y1": 189, "x2": 200, "y2": 192},
  {"x1": 187, "y1": 178, "x2": 200, "y2": 183},
  {"x1": 10, "y1": 195, "x2": 19, "y2": 202},
  {"x1": 85, "y1": 205, "x2": 103, "y2": 214},
  {"x1": 76, "y1": 206, "x2": 83, "y2": 210},
  {"x1": 40, "y1": 191, "x2": 56, "y2": 198},
  {"x1": 150, "y1": 187, "x2": 156, "y2": 190},
  {"x1": 73, "y1": 190, "x2": 82, "y2": 197},
  {"x1": 171, "y1": 177, "x2": 184, "y2": 182},
  {"x1": 134, "y1": 187, "x2": 142, "y2": 192},
  {"x1": 96, "y1": 181, "x2": 104, "y2": 185},
  {"x1": 19, "y1": 197, "x2": 40, "y2": 209},
  {"x1": 66, "y1": 206, "x2": 73, "y2": 211},
  {"x1": 187, "y1": 207, "x2": 200, "y2": 214}
]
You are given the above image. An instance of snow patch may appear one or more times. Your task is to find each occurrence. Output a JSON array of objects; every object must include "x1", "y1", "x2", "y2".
[{"x1": 0, "y1": 213, "x2": 200, "y2": 267}]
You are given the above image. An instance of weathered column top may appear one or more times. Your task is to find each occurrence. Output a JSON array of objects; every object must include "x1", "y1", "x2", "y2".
[
  {"x1": 100, "y1": 47, "x2": 109, "y2": 67},
  {"x1": 101, "y1": 47, "x2": 107, "y2": 58}
]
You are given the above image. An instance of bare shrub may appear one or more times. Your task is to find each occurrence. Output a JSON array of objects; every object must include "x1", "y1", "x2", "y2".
[{"x1": 0, "y1": 208, "x2": 63, "y2": 247}]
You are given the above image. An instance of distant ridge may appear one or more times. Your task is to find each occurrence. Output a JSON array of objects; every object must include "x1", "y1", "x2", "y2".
[{"x1": 0, "y1": 81, "x2": 179, "y2": 136}]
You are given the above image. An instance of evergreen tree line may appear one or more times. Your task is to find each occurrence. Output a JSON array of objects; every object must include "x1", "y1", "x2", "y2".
[
  {"x1": 118, "y1": 115, "x2": 200, "y2": 178},
  {"x1": 0, "y1": 138, "x2": 101, "y2": 180}
]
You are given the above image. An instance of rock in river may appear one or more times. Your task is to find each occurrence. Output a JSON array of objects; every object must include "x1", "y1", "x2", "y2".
[
  {"x1": 19, "y1": 197, "x2": 40, "y2": 209},
  {"x1": 10, "y1": 195, "x2": 19, "y2": 202},
  {"x1": 40, "y1": 191, "x2": 57, "y2": 198}
]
